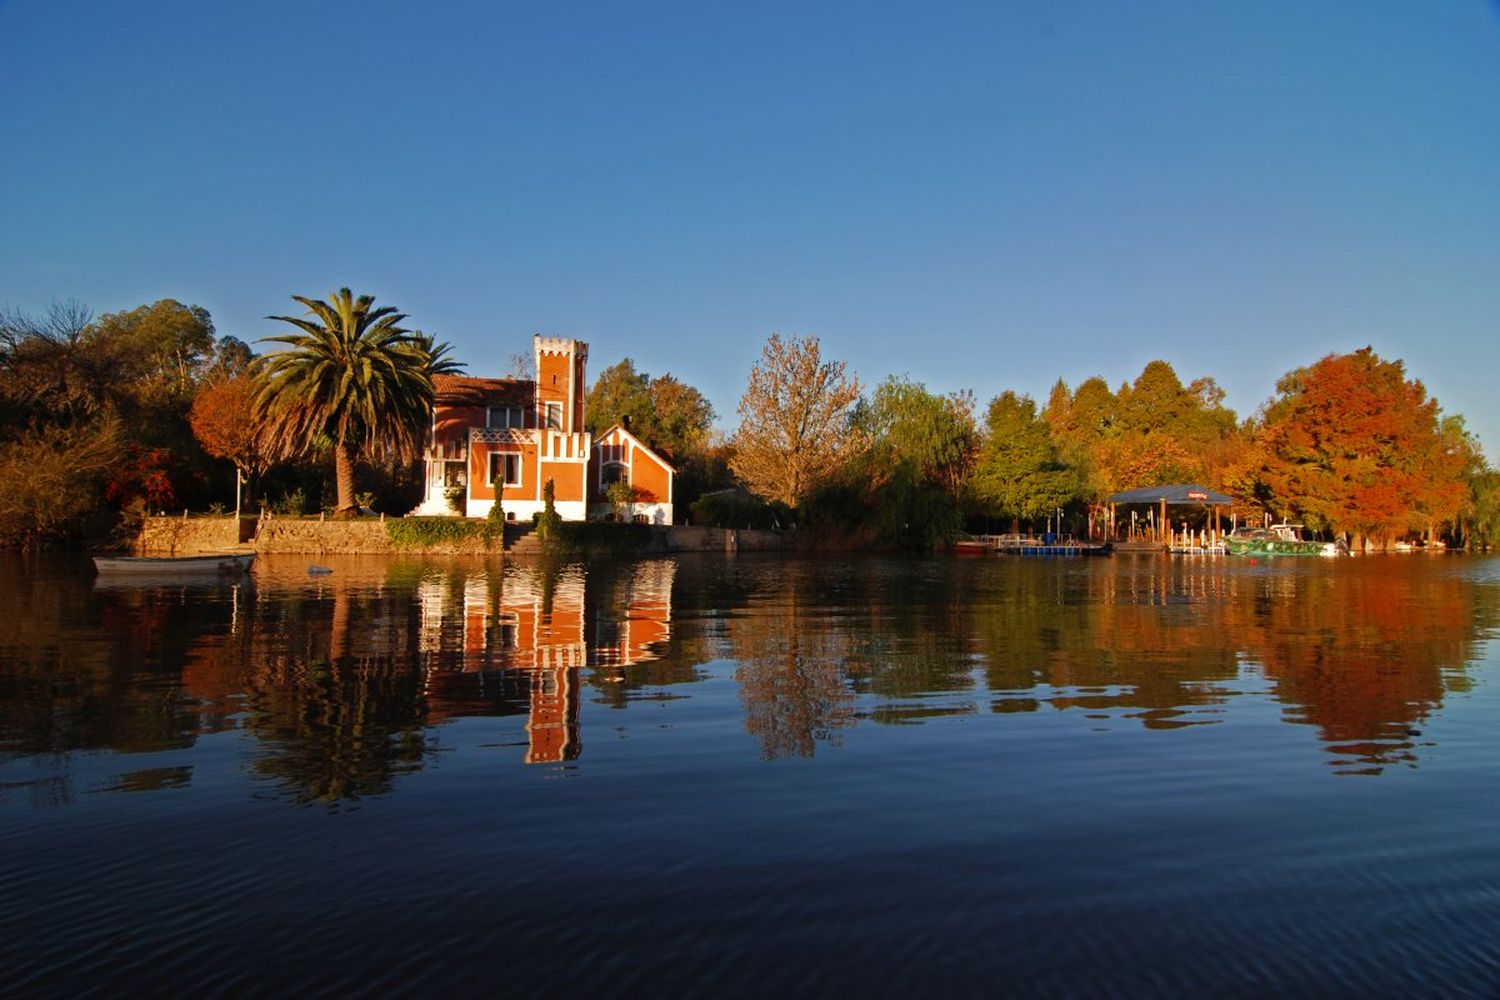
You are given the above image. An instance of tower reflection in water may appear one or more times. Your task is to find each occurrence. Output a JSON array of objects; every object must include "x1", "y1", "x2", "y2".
[{"x1": 416, "y1": 559, "x2": 675, "y2": 764}]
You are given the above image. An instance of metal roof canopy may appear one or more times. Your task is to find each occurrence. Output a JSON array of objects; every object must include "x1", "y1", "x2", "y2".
[{"x1": 1107, "y1": 483, "x2": 1233, "y2": 506}]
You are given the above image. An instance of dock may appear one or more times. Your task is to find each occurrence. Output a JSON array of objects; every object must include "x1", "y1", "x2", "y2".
[{"x1": 961, "y1": 534, "x2": 1112, "y2": 556}]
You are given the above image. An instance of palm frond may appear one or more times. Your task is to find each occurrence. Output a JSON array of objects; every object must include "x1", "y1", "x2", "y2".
[{"x1": 252, "y1": 289, "x2": 437, "y2": 467}]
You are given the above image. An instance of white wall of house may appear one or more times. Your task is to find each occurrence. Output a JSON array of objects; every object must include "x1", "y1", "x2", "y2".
[
  {"x1": 414, "y1": 460, "x2": 459, "y2": 516},
  {"x1": 470, "y1": 498, "x2": 588, "y2": 522},
  {"x1": 589, "y1": 501, "x2": 672, "y2": 525}
]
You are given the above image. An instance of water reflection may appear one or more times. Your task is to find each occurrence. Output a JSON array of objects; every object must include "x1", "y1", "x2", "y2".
[
  {"x1": 672, "y1": 557, "x2": 1498, "y2": 771},
  {"x1": 0, "y1": 553, "x2": 1496, "y2": 805},
  {"x1": 0, "y1": 555, "x2": 683, "y2": 804},
  {"x1": 414, "y1": 558, "x2": 676, "y2": 763}
]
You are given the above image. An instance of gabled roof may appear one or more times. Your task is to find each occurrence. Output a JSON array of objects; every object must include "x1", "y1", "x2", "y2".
[
  {"x1": 1107, "y1": 483, "x2": 1233, "y2": 505},
  {"x1": 433, "y1": 374, "x2": 533, "y2": 407},
  {"x1": 595, "y1": 423, "x2": 677, "y2": 473}
]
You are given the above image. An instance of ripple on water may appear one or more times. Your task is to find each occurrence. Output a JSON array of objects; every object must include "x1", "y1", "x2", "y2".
[{"x1": 1, "y1": 553, "x2": 1498, "y2": 994}]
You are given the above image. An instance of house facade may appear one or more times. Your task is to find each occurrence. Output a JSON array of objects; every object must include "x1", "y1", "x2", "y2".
[{"x1": 414, "y1": 335, "x2": 674, "y2": 524}]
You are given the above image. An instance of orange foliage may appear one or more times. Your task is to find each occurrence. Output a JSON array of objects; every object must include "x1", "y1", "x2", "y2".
[
  {"x1": 189, "y1": 374, "x2": 266, "y2": 476},
  {"x1": 1257, "y1": 348, "x2": 1466, "y2": 542}
]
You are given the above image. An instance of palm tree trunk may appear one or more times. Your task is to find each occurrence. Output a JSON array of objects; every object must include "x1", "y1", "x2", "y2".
[
  {"x1": 330, "y1": 586, "x2": 351, "y2": 662},
  {"x1": 335, "y1": 442, "x2": 357, "y2": 515}
]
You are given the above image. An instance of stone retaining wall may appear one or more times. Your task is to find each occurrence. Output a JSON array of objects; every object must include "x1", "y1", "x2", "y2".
[
  {"x1": 138, "y1": 515, "x2": 780, "y2": 556},
  {"x1": 655, "y1": 526, "x2": 788, "y2": 552},
  {"x1": 136, "y1": 516, "x2": 250, "y2": 554}
]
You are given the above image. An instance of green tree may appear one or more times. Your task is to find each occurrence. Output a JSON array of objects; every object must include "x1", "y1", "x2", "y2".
[
  {"x1": 585, "y1": 359, "x2": 652, "y2": 436},
  {"x1": 585, "y1": 358, "x2": 715, "y2": 459},
  {"x1": 860, "y1": 376, "x2": 977, "y2": 498},
  {"x1": 1460, "y1": 466, "x2": 1500, "y2": 551},
  {"x1": 846, "y1": 376, "x2": 977, "y2": 547},
  {"x1": 647, "y1": 373, "x2": 716, "y2": 458},
  {"x1": 1041, "y1": 376, "x2": 1116, "y2": 506},
  {"x1": 90, "y1": 299, "x2": 216, "y2": 412},
  {"x1": 254, "y1": 289, "x2": 459, "y2": 516},
  {"x1": 1, "y1": 298, "x2": 218, "y2": 434},
  {"x1": 973, "y1": 391, "x2": 1079, "y2": 529},
  {"x1": 1115, "y1": 360, "x2": 1191, "y2": 435},
  {"x1": 206, "y1": 335, "x2": 255, "y2": 379}
]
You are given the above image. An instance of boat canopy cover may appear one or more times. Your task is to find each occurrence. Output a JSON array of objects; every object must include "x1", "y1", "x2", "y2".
[{"x1": 1106, "y1": 483, "x2": 1233, "y2": 506}]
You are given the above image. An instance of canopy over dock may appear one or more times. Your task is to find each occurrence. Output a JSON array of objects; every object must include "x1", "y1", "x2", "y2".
[
  {"x1": 1106, "y1": 484, "x2": 1233, "y2": 547},
  {"x1": 1107, "y1": 484, "x2": 1232, "y2": 506}
]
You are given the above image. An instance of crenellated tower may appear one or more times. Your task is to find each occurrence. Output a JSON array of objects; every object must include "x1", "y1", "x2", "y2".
[{"x1": 532, "y1": 335, "x2": 588, "y2": 433}]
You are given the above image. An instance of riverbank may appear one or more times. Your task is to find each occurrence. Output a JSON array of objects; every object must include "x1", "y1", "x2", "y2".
[{"x1": 133, "y1": 514, "x2": 790, "y2": 556}]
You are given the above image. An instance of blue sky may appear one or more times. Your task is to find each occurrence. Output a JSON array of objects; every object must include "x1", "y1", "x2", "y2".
[{"x1": 3, "y1": 0, "x2": 1497, "y2": 449}]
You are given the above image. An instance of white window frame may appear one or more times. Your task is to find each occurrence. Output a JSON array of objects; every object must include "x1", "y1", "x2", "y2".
[
  {"x1": 544, "y1": 401, "x2": 563, "y2": 430},
  {"x1": 489, "y1": 452, "x2": 522, "y2": 488}
]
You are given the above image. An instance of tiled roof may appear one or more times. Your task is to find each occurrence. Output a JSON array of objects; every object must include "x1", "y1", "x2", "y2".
[{"x1": 433, "y1": 374, "x2": 534, "y2": 407}]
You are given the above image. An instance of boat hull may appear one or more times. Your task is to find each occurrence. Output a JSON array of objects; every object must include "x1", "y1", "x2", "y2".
[
  {"x1": 93, "y1": 553, "x2": 255, "y2": 576},
  {"x1": 1224, "y1": 538, "x2": 1326, "y2": 557}
]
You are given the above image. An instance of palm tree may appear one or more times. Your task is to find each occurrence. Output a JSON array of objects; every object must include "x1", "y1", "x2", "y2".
[{"x1": 254, "y1": 288, "x2": 461, "y2": 515}]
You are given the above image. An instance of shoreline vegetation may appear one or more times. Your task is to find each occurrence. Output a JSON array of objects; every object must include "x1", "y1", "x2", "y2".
[
  {"x1": 131, "y1": 511, "x2": 786, "y2": 557},
  {"x1": 3, "y1": 294, "x2": 1497, "y2": 554}
]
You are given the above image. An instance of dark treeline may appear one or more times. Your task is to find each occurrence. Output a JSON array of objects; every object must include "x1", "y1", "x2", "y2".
[
  {"x1": 3, "y1": 296, "x2": 1496, "y2": 550},
  {"x1": 0, "y1": 297, "x2": 433, "y2": 548}
]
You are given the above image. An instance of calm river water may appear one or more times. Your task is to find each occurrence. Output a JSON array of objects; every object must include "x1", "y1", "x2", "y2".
[{"x1": 2, "y1": 552, "x2": 1498, "y2": 996}]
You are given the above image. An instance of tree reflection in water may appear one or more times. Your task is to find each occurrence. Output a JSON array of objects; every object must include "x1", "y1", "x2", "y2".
[
  {"x1": 0, "y1": 553, "x2": 1497, "y2": 801},
  {"x1": 677, "y1": 556, "x2": 1499, "y2": 771}
]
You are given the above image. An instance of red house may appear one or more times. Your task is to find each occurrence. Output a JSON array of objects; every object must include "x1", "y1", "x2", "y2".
[{"x1": 415, "y1": 335, "x2": 675, "y2": 524}]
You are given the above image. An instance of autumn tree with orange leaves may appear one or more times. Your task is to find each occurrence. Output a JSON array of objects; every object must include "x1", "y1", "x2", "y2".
[
  {"x1": 190, "y1": 373, "x2": 269, "y2": 514},
  {"x1": 1255, "y1": 347, "x2": 1467, "y2": 549}
]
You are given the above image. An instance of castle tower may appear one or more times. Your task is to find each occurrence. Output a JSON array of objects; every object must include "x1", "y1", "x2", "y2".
[{"x1": 532, "y1": 335, "x2": 588, "y2": 433}]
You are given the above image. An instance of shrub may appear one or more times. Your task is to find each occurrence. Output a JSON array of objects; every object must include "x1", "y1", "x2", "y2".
[
  {"x1": 444, "y1": 483, "x2": 466, "y2": 515},
  {"x1": 605, "y1": 479, "x2": 636, "y2": 520},
  {"x1": 385, "y1": 517, "x2": 491, "y2": 549},
  {"x1": 690, "y1": 491, "x2": 786, "y2": 529},
  {"x1": 548, "y1": 520, "x2": 652, "y2": 554},
  {"x1": 274, "y1": 487, "x2": 308, "y2": 516},
  {"x1": 0, "y1": 419, "x2": 120, "y2": 548},
  {"x1": 536, "y1": 478, "x2": 562, "y2": 543}
]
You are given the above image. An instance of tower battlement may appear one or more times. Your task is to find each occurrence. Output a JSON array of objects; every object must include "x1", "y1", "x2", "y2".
[{"x1": 532, "y1": 334, "x2": 588, "y2": 361}]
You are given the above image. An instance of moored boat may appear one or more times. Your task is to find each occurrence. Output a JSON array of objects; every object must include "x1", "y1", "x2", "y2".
[
  {"x1": 93, "y1": 552, "x2": 255, "y2": 576},
  {"x1": 1224, "y1": 525, "x2": 1336, "y2": 557},
  {"x1": 947, "y1": 534, "x2": 994, "y2": 556}
]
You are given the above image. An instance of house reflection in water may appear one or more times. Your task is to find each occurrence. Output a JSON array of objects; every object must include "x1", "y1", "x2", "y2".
[{"x1": 419, "y1": 560, "x2": 675, "y2": 763}]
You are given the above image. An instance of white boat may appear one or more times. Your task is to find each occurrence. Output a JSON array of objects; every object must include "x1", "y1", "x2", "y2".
[{"x1": 93, "y1": 552, "x2": 255, "y2": 576}]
